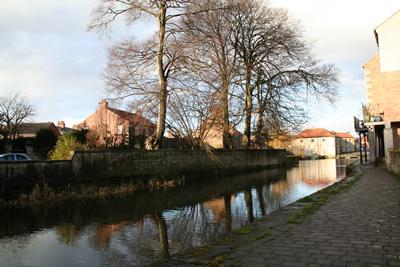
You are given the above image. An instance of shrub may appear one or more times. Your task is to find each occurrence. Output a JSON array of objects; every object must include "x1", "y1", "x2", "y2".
[
  {"x1": 49, "y1": 134, "x2": 86, "y2": 160},
  {"x1": 72, "y1": 129, "x2": 89, "y2": 144},
  {"x1": 34, "y1": 129, "x2": 58, "y2": 158}
]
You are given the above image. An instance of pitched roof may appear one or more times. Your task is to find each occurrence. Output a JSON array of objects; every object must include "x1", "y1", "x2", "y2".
[
  {"x1": 298, "y1": 128, "x2": 335, "y2": 138},
  {"x1": 332, "y1": 132, "x2": 355, "y2": 139},
  {"x1": 108, "y1": 108, "x2": 156, "y2": 129},
  {"x1": 19, "y1": 122, "x2": 60, "y2": 135},
  {"x1": 57, "y1": 126, "x2": 76, "y2": 135}
]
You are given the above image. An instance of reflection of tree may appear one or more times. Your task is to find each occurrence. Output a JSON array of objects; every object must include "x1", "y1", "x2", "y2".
[
  {"x1": 167, "y1": 203, "x2": 224, "y2": 252},
  {"x1": 224, "y1": 194, "x2": 232, "y2": 232},
  {"x1": 55, "y1": 224, "x2": 79, "y2": 245},
  {"x1": 244, "y1": 189, "x2": 254, "y2": 223},
  {"x1": 256, "y1": 185, "x2": 266, "y2": 216},
  {"x1": 151, "y1": 212, "x2": 169, "y2": 258}
]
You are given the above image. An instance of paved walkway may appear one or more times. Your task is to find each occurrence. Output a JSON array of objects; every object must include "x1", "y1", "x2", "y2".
[{"x1": 227, "y1": 165, "x2": 400, "y2": 267}]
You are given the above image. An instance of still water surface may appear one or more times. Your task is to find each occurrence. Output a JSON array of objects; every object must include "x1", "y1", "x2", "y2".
[{"x1": 0, "y1": 159, "x2": 348, "y2": 266}]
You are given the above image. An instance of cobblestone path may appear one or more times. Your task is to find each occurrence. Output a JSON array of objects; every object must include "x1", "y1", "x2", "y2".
[{"x1": 227, "y1": 165, "x2": 400, "y2": 267}]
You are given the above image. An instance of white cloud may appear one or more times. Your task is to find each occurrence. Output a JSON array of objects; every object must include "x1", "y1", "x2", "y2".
[
  {"x1": 269, "y1": 0, "x2": 400, "y2": 133},
  {"x1": 1, "y1": 0, "x2": 399, "y2": 131}
]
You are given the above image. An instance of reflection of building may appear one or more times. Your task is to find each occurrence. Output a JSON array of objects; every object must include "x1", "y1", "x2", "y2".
[
  {"x1": 362, "y1": 10, "x2": 400, "y2": 164},
  {"x1": 76, "y1": 100, "x2": 156, "y2": 146},
  {"x1": 287, "y1": 159, "x2": 340, "y2": 186},
  {"x1": 289, "y1": 128, "x2": 355, "y2": 158},
  {"x1": 91, "y1": 222, "x2": 129, "y2": 249},
  {"x1": 204, "y1": 198, "x2": 226, "y2": 222}
]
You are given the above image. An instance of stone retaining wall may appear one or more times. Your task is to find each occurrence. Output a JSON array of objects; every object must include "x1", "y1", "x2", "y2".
[{"x1": 0, "y1": 149, "x2": 286, "y2": 192}]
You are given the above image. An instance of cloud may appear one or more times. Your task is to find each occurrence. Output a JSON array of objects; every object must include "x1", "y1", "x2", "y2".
[
  {"x1": 269, "y1": 0, "x2": 400, "y2": 133},
  {"x1": 1, "y1": 0, "x2": 399, "y2": 132}
]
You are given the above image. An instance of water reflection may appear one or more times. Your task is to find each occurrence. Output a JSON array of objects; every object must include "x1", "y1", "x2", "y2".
[{"x1": 0, "y1": 159, "x2": 348, "y2": 266}]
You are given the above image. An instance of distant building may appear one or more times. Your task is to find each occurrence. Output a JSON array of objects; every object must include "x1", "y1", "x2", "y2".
[
  {"x1": 332, "y1": 132, "x2": 357, "y2": 154},
  {"x1": 56, "y1": 121, "x2": 76, "y2": 135},
  {"x1": 17, "y1": 122, "x2": 62, "y2": 138},
  {"x1": 197, "y1": 105, "x2": 243, "y2": 149},
  {"x1": 362, "y1": 10, "x2": 400, "y2": 163},
  {"x1": 289, "y1": 128, "x2": 355, "y2": 158},
  {"x1": 76, "y1": 100, "x2": 156, "y2": 146},
  {"x1": 202, "y1": 125, "x2": 243, "y2": 149}
]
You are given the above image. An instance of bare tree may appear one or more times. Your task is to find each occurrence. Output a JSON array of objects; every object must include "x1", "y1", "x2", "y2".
[
  {"x1": 0, "y1": 93, "x2": 35, "y2": 141},
  {"x1": 229, "y1": 0, "x2": 338, "y2": 148},
  {"x1": 182, "y1": 0, "x2": 238, "y2": 149},
  {"x1": 167, "y1": 83, "x2": 218, "y2": 148},
  {"x1": 89, "y1": 0, "x2": 190, "y2": 149}
]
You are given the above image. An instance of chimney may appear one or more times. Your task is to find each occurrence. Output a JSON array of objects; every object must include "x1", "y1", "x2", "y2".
[
  {"x1": 57, "y1": 121, "x2": 65, "y2": 129},
  {"x1": 135, "y1": 109, "x2": 142, "y2": 116},
  {"x1": 99, "y1": 99, "x2": 108, "y2": 110}
]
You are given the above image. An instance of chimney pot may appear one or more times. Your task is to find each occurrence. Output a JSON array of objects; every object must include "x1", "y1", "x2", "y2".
[
  {"x1": 99, "y1": 99, "x2": 108, "y2": 109},
  {"x1": 57, "y1": 121, "x2": 65, "y2": 129}
]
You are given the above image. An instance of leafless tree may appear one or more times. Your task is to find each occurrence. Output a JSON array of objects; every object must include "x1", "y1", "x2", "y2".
[
  {"x1": 166, "y1": 83, "x2": 218, "y2": 149},
  {"x1": 89, "y1": 0, "x2": 191, "y2": 149},
  {"x1": 229, "y1": 0, "x2": 338, "y2": 148},
  {"x1": 182, "y1": 0, "x2": 238, "y2": 149},
  {"x1": 0, "y1": 93, "x2": 35, "y2": 141}
]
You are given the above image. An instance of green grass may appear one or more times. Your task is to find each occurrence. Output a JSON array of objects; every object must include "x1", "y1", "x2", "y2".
[
  {"x1": 183, "y1": 245, "x2": 210, "y2": 258},
  {"x1": 233, "y1": 225, "x2": 253, "y2": 235},
  {"x1": 287, "y1": 163, "x2": 361, "y2": 224},
  {"x1": 253, "y1": 229, "x2": 273, "y2": 241}
]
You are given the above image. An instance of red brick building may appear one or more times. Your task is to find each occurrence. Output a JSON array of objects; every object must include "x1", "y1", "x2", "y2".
[
  {"x1": 76, "y1": 100, "x2": 156, "y2": 147},
  {"x1": 363, "y1": 10, "x2": 400, "y2": 163}
]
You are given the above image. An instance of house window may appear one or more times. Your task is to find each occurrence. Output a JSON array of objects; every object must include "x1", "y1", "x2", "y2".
[
  {"x1": 311, "y1": 139, "x2": 315, "y2": 142},
  {"x1": 117, "y1": 125, "x2": 123, "y2": 135},
  {"x1": 135, "y1": 127, "x2": 140, "y2": 135},
  {"x1": 322, "y1": 138, "x2": 325, "y2": 142},
  {"x1": 300, "y1": 140, "x2": 303, "y2": 143}
]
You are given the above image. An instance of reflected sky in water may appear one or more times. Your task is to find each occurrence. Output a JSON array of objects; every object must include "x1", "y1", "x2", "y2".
[{"x1": 0, "y1": 159, "x2": 348, "y2": 266}]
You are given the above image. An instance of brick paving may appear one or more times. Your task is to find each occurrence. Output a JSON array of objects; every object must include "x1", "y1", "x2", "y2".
[{"x1": 226, "y1": 165, "x2": 400, "y2": 267}]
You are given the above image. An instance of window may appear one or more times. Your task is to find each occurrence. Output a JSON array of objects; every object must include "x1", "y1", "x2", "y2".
[
  {"x1": 16, "y1": 154, "x2": 29, "y2": 161},
  {"x1": 311, "y1": 139, "x2": 315, "y2": 142},
  {"x1": 1, "y1": 155, "x2": 15, "y2": 161},
  {"x1": 300, "y1": 140, "x2": 303, "y2": 143},
  {"x1": 117, "y1": 125, "x2": 123, "y2": 135},
  {"x1": 322, "y1": 138, "x2": 325, "y2": 142},
  {"x1": 135, "y1": 127, "x2": 140, "y2": 135}
]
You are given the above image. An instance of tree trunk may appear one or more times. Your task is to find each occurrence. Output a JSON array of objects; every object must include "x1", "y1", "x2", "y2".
[
  {"x1": 255, "y1": 104, "x2": 264, "y2": 149},
  {"x1": 152, "y1": 212, "x2": 170, "y2": 258},
  {"x1": 224, "y1": 194, "x2": 232, "y2": 232},
  {"x1": 146, "y1": 5, "x2": 167, "y2": 150},
  {"x1": 244, "y1": 188, "x2": 254, "y2": 223},
  {"x1": 221, "y1": 78, "x2": 231, "y2": 149},
  {"x1": 243, "y1": 68, "x2": 252, "y2": 148},
  {"x1": 256, "y1": 185, "x2": 266, "y2": 216}
]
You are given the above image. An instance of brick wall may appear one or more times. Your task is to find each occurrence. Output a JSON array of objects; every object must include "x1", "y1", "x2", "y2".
[{"x1": 364, "y1": 54, "x2": 400, "y2": 122}]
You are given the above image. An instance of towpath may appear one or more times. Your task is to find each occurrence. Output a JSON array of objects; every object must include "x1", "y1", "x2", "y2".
[
  {"x1": 227, "y1": 165, "x2": 400, "y2": 267},
  {"x1": 168, "y1": 164, "x2": 400, "y2": 267}
]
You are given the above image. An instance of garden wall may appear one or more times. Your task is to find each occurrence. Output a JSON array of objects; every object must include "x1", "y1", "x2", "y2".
[{"x1": 0, "y1": 149, "x2": 286, "y2": 192}]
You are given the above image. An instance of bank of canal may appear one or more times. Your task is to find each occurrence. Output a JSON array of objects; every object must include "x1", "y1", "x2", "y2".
[{"x1": 0, "y1": 159, "x2": 349, "y2": 266}]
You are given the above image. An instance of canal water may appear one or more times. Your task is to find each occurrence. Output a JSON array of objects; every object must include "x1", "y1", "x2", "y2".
[{"x1": 0, "y1": 159, "x2": 348, "y2": 267}]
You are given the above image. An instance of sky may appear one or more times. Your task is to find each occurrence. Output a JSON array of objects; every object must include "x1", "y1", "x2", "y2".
[{"x1": 0, "y1": 0, "x2": 399, "y2": 135}]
